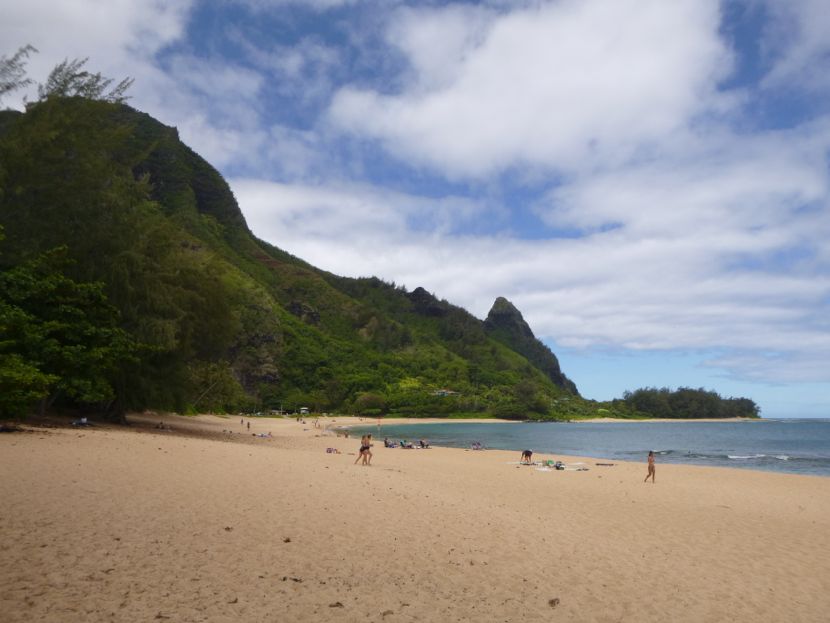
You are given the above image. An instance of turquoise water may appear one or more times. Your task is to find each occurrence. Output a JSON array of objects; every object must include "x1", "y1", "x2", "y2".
[{"x1": 353, "y1": 419, "x2": 830, "y2": 476}]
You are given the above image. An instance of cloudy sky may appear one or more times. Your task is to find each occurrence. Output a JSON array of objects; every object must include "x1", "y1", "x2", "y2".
[{"x1": 3, "y1": 0, "x2": 829, "y2": 417}]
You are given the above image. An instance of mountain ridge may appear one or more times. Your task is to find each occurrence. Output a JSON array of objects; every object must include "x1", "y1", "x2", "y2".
[{"x1": 1, "y1": 97, "x2": 600, "y2": 420}]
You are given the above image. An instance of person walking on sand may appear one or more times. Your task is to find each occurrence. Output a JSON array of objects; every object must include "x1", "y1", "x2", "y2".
[
  {"x1": 363, "y1": 434, "x2": 374, "y2": 466},
  {"x1": 355, "y1": 435, "x2": 371, "y2": 465},
  {"x1": 644, "y1": 450, "x2": 656, "y2": 483}
]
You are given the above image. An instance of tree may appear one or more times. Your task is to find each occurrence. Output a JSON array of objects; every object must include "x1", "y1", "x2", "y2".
[
  {"x1": 0, "y1": 243, "x2": 137, "y2": 417},
  {"x1": 354, "y1": 392, "x2": 387, "y2": 416},
  {"x1": 37, "y1": 57, "x2": 133, "y2": 103},
  {"x1": 0, "y1": 45, "x2": 36, "y2": 105},
  {"x1": 624, "y1": 388, "x2": 672, "y2": 418},
  {"x1": 621, "y1": 386, "x2": 759, "y2": 419}
]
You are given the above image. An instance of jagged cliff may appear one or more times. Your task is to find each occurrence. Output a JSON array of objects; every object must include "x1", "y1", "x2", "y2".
[{"x1": 484, "y1": 297, "x2": 579, "y2": 395}]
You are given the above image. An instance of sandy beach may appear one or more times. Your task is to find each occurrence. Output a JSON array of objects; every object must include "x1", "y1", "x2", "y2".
[{"x1": 2, "y1": 414, "x2": 829, "y2": 622}]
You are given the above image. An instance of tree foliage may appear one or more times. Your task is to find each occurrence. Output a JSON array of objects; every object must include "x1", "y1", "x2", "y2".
[
  {"x1": 37, "y1": 57, "x2": 133, "y2": 103},
  {"x1": 0, "y1": 240, "x2": 136, "y2": 417},
  {"x1": 617, "y1": 387, "x2": 759, "y2": 419},
  {"x1": 0, "y1": 45, "x2": 37, "y2": 104}
]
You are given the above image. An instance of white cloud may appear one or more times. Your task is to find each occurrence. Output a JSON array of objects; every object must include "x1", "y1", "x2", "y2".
[
  {"x1": 232, "y1": 178, "x2": 486, "y2": 247},
  {"x1": 759, "y1": 0, "x2": 830, "y2": 92},
  {"x1": 329, "y1": 0, "x2": 732, "y2": 177},
  {"x1": 386, "y1": 4, "x2": 496, "y2": 92},
  {"x1": 231, "y1": 0, "x2": 360, "y2": 10},
  {"x1": 228, "y1": 29, "x2": 340, "y2": 105},
  {"x1": 538, "y1": 122, "x2": 830, "y2": 237},
  {"x1": 0, "y1": 0, "x2": 193, "y2": 107},
  {"x1": 707, "y1": 349, "x2": 830, "y2": 384},
  {"x1": 164, "y1": 54, "x2": 263, "y2": 105}
]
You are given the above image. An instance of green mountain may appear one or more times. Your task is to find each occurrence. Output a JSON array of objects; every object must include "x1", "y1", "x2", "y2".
[
  {"x1": 0, "y1": 97, "x2": 595, "y2": 420},
  {"x1": 0, "y1": 96, "x2": 757, "y2": 421}
]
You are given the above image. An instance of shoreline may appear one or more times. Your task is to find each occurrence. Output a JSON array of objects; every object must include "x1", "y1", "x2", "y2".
[
  {"x1": 321, "y1": 415, "x2": 761, "y2": 429},
  {"x1": 570, "y1": 416, "x2": 761, "y2": 423}
]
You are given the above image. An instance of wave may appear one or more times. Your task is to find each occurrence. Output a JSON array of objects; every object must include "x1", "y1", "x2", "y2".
[
  {"x1": 617, "y1": 449, "x2": 822, "y2": 467},
  {"x1": 726, "y1": 454, "x2": 801, "y2": 462}
]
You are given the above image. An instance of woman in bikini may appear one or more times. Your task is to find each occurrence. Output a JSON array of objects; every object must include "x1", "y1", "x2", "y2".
[
  {"x1": 354, "y1": 435, "x2": 369, "y2": 465},
  {"x1": 354, "y1": 434, "x2": 374, "y2": 466},
  {"x1": 363, "y1": 434, "x2": 373, "y2": 466},
  {"x1": 644, "y1": 450, "x2": 655, "y2": 483}
]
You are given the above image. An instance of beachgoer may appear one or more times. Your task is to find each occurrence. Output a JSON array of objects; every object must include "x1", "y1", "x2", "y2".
[
  {"x1": 364, "y1": 434, "x2": 373, "y2": 465},
  {"x1": 521, "y1": 449, "x2": 533, "y2": 464},
  {"x1": 355, "y1": 435, "x2": 370, "y2": 465},
  {"x1": 240, "y1": 418, "x2": 244, "y2": 426},
  {"x1": 247, "y1": 421, "x2": 250, "y2": 430},
  {"x1": 644, "y1": 451, "x2": 656, "y2": 483}
]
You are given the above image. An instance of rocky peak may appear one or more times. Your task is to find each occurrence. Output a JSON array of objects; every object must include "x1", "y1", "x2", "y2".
[
  {"x1": 408, "y1": 286, "x2": 447, "y2": 317},
  {"x1": 484, "y1": 297, "x2": 535, "y2": 340},
  {"x1": 484, "y1": 297, "x2": 579, "y2": 396}
]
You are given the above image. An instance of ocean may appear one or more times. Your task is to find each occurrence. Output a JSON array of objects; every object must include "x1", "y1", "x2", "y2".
[{"x1": 352, "y1": 419, "x2": 830, "y2": 476}]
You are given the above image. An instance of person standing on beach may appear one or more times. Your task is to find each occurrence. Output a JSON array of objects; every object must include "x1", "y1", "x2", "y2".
[
  {"x1": 354, "y1": 435, "x2": 367, "y2": 464},
  {"x1": 521, "y1": 449, "x2": 533, "y2": 464},
  {"x1": 364, "y1": 434, "x2": 373, "y2": 466},
  {"x1": 355, "y1": 434, "x2": 373, "y2": 466},
  {"x1": 644, "y1": 451, "x2": 656, "y2": 483}
]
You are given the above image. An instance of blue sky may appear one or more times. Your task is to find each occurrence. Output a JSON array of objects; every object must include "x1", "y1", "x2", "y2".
[{"x1": 3, "y1": 0, "x2": 829, "y2": 417}]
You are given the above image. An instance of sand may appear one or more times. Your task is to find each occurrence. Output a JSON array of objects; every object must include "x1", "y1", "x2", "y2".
[{"x1": 1, "y1": 414, "x2": 829, "y2": 623}]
